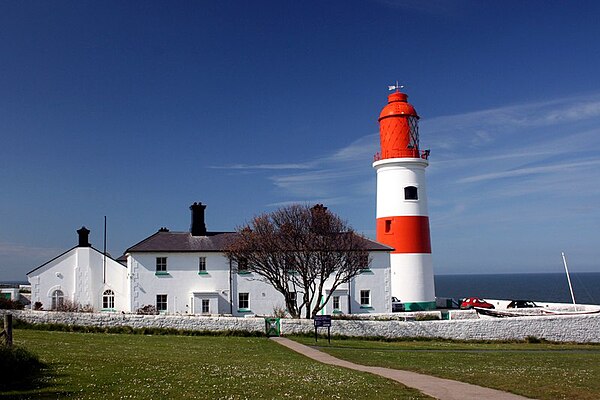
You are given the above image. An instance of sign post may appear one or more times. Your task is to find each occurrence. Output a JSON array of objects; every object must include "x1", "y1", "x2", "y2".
[
  {"x1": 313, "y1": 315, "x2": 332, "y2": 344},
  {"x1": 1, "y1": 314, "x2": 12, "y2": 347}
]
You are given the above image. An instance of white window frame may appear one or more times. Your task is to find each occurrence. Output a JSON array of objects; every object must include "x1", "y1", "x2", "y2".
[
  {"x1": 198, "y1": 256, "x2": 207, "y2": 273},
  {"x1": 102, "y1": 289, "x2": 115, "y2": 309},
  {"x1": 238, "y1": 292, "x2": 249, "y2": 310},
  {"x1": 360, "y1": 290, "x2": 371, "y2": 307},
  {"x1": 51, "y1": 289, "x2": 64, "y2": 310},
  {"x1": 201, "y1": 298, "x2": 210, "y2": 314},
  {"x1": 333, "y1": 295, "x2": 340, "y2": 310},
  {"x1": 156, "y1": 257, "x2": 167, "y2": 273},
  {"x1": 156, "y1": 294, "x2": 168, "y2": 312}
]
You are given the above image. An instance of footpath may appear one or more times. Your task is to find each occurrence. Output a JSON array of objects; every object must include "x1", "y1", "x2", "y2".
[{"x1": 270, "y1": 337, "x2": 531, "y2": 400}]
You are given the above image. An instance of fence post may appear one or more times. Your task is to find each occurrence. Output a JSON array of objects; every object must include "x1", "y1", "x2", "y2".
[{"x1": 4, "y1": 314, "x2": 12, "y2": 347}]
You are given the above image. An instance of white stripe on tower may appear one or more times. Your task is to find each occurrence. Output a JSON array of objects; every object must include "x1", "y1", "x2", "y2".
[{"x1": 373, "y1": 89, "x2": 436, "y2": 311}]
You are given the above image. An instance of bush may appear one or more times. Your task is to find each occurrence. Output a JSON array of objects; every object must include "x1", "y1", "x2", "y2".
[
  {"x1": 33, "y1": 301, "x2": 43, "y2": 311},
  {"x1": 136, "y1": 305, "x2": 158, "y2": 315},
  {"x1": 272, "y1": 305, "x2": 287, "y2": 318},
  {"x1": 0, "y1": 345, "x2": 47, "y2": 390},
  {"x1": 55, "y1": 299, "x2": 80, "y2": 312},
  {"x1": 0, "y1": 298, "x2": 24, "y2": 310}
]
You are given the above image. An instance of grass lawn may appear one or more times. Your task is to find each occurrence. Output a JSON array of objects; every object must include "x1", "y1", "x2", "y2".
[
  {"x1": 292, "y1": 336, "x2": 600, "y2": 400},
  {"x1": 3, "y1": 330, "x2": 431, "y2": 399}
]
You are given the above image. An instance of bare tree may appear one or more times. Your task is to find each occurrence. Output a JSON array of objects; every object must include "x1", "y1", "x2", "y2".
[{"x1": 225, "y1": 204, "x2": 370, "y2": 318}]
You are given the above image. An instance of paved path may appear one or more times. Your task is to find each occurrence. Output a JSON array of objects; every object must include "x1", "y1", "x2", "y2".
[{"x1": 270, "y1": 337, "x2": 531, "y2": 400}]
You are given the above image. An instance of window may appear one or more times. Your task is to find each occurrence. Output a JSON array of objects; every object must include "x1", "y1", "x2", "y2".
[
  {"x1": 201, "y1": 299, "x2": 210, "y2": 314},
  {"x1": 385, "y1": 219, "x2": 392, "y2": 234},
  {"x1": 286, "y1": 292, "x2": 297, "y2": 304},
  {"x1": 102, "y1": 289, "x2": 115, "y2": 309},
  {"x1": 156, "y1": 294, "x2": 168, "y2": 312},
  {"x1": 51, "y1": 289, "x2": 64, "y2": 310},
  {"x1": 156, "y1": 257, "x2": 167, "y2": 273},
  {"x1": 359, "y1": 253, "x2": 370, "y2": 271},
  {"x1": 237, "y1": 258, "x2": 249, "y2": 274},
  {"x1": 360, "y1": 290, "x2": 371, "y2": 307},
  {"x1": 198, "y1": 257, "x2": 207, "y2": 273},
  {"x1": 404, "y1": 186, "x2": 418, "y2": 200},
  {"x1": 283, "y1": 253, "x2": 297, "y2": 274},
  {"x1": 238, "y1": 292, "x2": 249, "y2": 310},
  {"x1": 408, "y1": 116, "x2": 419, "y2": 149},
  {"x1": 333, "y1": 295, "x2": 340, "y2": 310}
]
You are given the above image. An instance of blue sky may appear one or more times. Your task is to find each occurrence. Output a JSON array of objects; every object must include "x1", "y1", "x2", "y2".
[{"x1": 2, "y1": 1, "x2": 600, "y2": 280}]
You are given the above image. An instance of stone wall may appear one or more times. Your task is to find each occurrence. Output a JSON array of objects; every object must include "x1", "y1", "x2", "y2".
[{"x1": 2, "y1": 309, "x2": 599, "y2": 343}]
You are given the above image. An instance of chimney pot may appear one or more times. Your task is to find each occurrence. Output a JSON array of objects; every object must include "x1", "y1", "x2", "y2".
[
  {"x1": 190, "y1": 202, "x2": 207, "y2": 236},
  {"x1": 77, "y1": 226, "x2": 91, "y2": 247}
]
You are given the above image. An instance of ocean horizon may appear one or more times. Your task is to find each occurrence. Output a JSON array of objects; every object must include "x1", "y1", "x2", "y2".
[{"x1": 434, "y1": 272, "x2": 600, "y2": 305}]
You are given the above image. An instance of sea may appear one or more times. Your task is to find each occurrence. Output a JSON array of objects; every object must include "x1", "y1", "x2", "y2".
[
  {"x1": 4, "y1": 273, "x2": 600, "y2": 306},
  {"x1": 435, "y1": 272, "x2": 600, "y2": 305}
]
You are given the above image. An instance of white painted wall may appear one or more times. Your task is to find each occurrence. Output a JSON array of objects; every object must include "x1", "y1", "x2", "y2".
[
  {"x1": 391, "y1": 253, "x2": 435, "y2": 303},
  {"x1": 373, "y1": 158, "x2": 429, "y2": 218},
  {"x1": 128, "y1": 250, "x2": 391, "y2": 316},
  {"x1": 27, "y1": 247, "x2": 129, "y2": 312},
  {"x1": 6, "y1": 309, "x2": 600, "y2": 343},
  {"x1": 349, "y1": 251, "x2": 391, "y2": 314},
  {"x1": 128, "y1": 252, "x2": 231, "y2": 315}
]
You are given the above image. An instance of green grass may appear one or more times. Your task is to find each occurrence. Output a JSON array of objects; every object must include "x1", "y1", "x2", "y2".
[
  {"x1": 5, "y1": 330, "x2": 431, "y2": 399},
  {"x1": 292, "y1": 336, "x2": 600, "y2": 400}
]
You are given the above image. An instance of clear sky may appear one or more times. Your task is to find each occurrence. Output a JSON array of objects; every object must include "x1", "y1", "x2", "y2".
[{"x1": 2, "y1": 1, "x2": 600, "y2": 281}]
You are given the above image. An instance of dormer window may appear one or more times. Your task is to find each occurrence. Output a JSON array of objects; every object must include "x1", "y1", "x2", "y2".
[{"x1": 404, "y1": 186, "x2": 418, "y2": 200}]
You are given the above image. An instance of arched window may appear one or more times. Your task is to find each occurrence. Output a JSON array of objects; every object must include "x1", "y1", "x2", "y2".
[
  {"x1": 404, "y1": 186, "x2": 418, "y2": 200},
  {"x1": 51, "y1": 290, "x2": 64, "y2": 310},
  {"x1": 102, "y1": 289, "x2": 115, "y2": 309}
]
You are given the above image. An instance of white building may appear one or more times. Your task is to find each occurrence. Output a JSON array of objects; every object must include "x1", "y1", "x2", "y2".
[
  {"x1": 27, "y1": 203, "x2": 393, "y2": 316},
  {"x1": 27, "y1": 227, "x2": 129, "y2": 312}
]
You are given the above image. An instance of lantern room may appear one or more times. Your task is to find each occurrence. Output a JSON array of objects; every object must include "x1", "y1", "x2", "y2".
[{"x1": 375, "y1": 91, "x2": 426, "y2": 160}]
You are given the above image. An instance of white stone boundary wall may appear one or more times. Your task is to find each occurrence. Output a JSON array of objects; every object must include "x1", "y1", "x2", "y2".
[{"x1": 2, "y1": 310, "x2": 599, "y2": 343}]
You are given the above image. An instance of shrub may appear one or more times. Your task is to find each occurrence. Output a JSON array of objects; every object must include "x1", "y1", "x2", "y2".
[
  {"x1": 136, "y1": 305, "x2": 158, "y2": 315},
  {"x1": 55, "y1": 299, "x2": 80, "y2": 312},
  {"x1": 33, "y1": 301, "x2": 43, "y2": 311},
  {"x1": 272, "y1": 305, "x2": 287, "y2": 318},
  {"x1": 0, "y1": 298, "x2": 24, "y2": 310},
  {"x1": 0, "y1": 345, "x2": 47, "y2": 390},
  {"x1": 525, "y1": 335, "x2": 548, "y2": 344}
]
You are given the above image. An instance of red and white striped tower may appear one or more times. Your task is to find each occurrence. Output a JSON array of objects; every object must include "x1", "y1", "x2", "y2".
[{"x1": 373, "y1": 88, "x2": 436, "y2": 311}]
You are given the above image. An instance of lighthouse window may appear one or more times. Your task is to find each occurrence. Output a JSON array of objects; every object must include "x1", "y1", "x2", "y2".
[
  {"x1": 385, "y1": 219, "x2": 392, "y2": 233},
  {"x1": 408, "y1": 116, "x2": 419, "y2": 149},
  {"x1": 404, "y1": 186, "x2": 418, "y2": 200}
]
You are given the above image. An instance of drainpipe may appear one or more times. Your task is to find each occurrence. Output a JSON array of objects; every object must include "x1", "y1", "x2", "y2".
[{"x1": 229, "y1": 259, "x2": 233, "y2": 315}]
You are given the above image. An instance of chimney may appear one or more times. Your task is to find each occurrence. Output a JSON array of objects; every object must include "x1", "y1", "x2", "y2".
[
  {"x1": 77, "y1": 226, "x2": 91, "y2": 247},
  {"x1": 190, "y1": 202, "x2": 207, "y2": 236}
]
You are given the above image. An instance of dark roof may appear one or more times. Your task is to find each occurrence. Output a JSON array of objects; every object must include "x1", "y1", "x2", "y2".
[
  {"x1": 125, "y1": 231, "x2": 237, "y2": 253},
  {"x1": 355, "y1": 235, "x2": 394, "y2": 251},
  {"x1": 125, "y1": 231, "x2": 392, "y2": 253}
]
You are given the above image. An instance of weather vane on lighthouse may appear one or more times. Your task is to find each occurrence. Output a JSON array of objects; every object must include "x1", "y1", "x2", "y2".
[{"x1": 388, "y1": 81, "x2": 404, "y2": 92}]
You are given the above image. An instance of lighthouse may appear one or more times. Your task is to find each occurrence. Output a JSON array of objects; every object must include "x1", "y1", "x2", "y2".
[{"x1": 373, "y1": 88, "x2": 436, "y2": 311}]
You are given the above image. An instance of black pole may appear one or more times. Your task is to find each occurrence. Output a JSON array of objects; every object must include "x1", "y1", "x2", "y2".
[
  {"x1": 4, "y1": 314, "x2": 12, "y2": 347},
  {"x1": 229, "y1": 259, "x2": 233, "y2": 315},
  {"x1": 103, "y1": 216, "x2": 107, "y2": 284}
]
